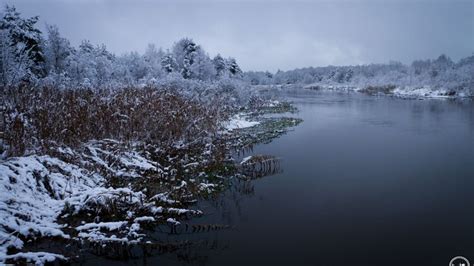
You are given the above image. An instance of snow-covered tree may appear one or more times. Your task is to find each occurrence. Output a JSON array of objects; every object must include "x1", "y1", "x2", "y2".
[
  {"x1": 66, "y1": 40, "x2": 115, "y2": 88},
  {"x1": 121, "y1": 51, "x2": 147, "y2": 83},
  {"x1": 0, "y1": 29, "x2": 30, "y2": 86},
  {"x1": 0, "y1": 5, "x2": 45, "y2": 85},
  {"x1": 172, "y1": 38, "x2": 199, "y2": 79},
  {"x1": 411, "y1": 59, "x2": 431, "y2": 75},
  {"x1": 43, "y1": 24, "x2": 71, "y2": 75},
  {"x1": 161, "y1": 52, "x2": 177, "y2": 74},
  {"x1": 189, "y1": 49, "x2": 216, "y2": 81},
  {"x1": 143, "y1": 43, "x2": 164, "y2": 79},
  {"x1": 213, "y1": 54, "x2": 226, "y2": 77},
  {"x1": 0, "y1": 5, "x2": 45, "y2": 76},
  {"x1": 429, "y1": 54, "x2": 453, "y2": 78},
  {"x1": 226, "y1": 57, "x2": 242, "y2": 77}
]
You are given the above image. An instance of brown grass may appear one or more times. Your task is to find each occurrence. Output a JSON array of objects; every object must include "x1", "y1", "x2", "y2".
[{"x1": 1, "y1": 85, "x2": 231, "y2": 157}]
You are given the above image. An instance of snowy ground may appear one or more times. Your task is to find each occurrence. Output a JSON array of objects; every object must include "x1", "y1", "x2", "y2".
[
  {"x1": 0, "y1": 146, "x2": 155, "y2": 264},
  {"x1": 0, "y1": 141, "x2": 210, "y2": 264},
  {"x1": 223, "y1": 114, "x2": 260, "y2": 131}
]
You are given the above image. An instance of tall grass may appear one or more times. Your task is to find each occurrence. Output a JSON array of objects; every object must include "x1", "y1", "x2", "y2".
[{"x1": 1, "y1": 85, "x2": 231, "y2": 157}]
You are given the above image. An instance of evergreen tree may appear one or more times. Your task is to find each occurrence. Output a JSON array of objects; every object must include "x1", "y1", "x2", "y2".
[
  {"x1": 212, "y1": 54, "x2": 226, "y2": 77},
  {"x1": 172, "y1": 38, "x2": 198, "y2": 79},
  {"x1": 161, "y1": 53, "x2": 177, "y2": 74},
  {"x1": 226, "y1": 57, "x2": 242, "y2": 76},
  {"x1": 0, "y1": 5, "x2": 45, "y2": 78}
]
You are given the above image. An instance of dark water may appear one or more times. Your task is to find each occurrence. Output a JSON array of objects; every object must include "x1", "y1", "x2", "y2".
[{"x1": 98, "y1": 90, "x2": 474, "y2": 266}]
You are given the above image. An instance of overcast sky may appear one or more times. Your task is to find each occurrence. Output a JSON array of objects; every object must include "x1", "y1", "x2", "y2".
[{"x1": 2, "y1": 0, "x2": 473, "y2": 72}]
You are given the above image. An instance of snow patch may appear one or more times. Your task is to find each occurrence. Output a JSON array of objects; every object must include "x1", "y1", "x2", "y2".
[
  {"x1": 166, "y1": 218, "x2": 181, "y2": 225},
  {"x1": 76, "y1": 221, "x2": 127, "y2": 231},
  {"x1": 198, "y1": 183, "x2": 216, "y2": 193},
  {"x1": 240, "y1": 156, "x2": 253, "y2": 165},
  {"x1": 134, "y1": 216, "x2": 156, "y2": 223},
  {"x1": 3, "y1": 252, "x2": 66, "y2": 265},
  {"x1": 223, "y1": 114, "x2": 259, "y2": 131}
]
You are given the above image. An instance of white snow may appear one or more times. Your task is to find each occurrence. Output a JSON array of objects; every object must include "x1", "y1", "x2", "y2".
[
  {"x1": 392, "y1": 86, "x2": 456, "y2": 98},
  {"x1": 0, "y1": 155, "x2": 100, "y2": 263},
  {"x1": 65, "y1": 186, "x2": 145, "y2": 215},
  {"x1": 150, "y1": 206, "x2": 164, "y2": 214},
  {"x1": 223, "y1": 114, "x2": 259, "y2": 131},
  {"x1": 240, "y1": 156, "x2": 253, "y2": 165},
  {"x1": 134, "y1": 216, "x2": 156, "y2": 223},
  {"x1": 0, "y1": 141, "x2": 163, "y2": 264},
  {"x1": 167, "y1": 207, "x2": 203, "y2": 216},
  {"x1": 119, "y1": 151, "x2": 158, "y2": 172},
  {"x1": 3, "y1": 251, "x2": 66, "y2": 265},
  {"x1": 198, "y1": 183, "x2": 216, "y2": 193},
  {"x1": 83, "y1": 142, "x2": 162, "y2": 178},
  {"x1": 150, "y1": 192, "x2": 179, "y2": 204},
  {"x1": 77, "y1": 231, "x2": 131, "y2": 243},
  {"x1": 166, "y1": 218, "x2": 181, "y2": 225},
  {"x1": 263, "y1": 100, "x2": 280, "y2": 107},
  {"x1": 76, "y1": 221, "x2": 127, "y2": 231}
]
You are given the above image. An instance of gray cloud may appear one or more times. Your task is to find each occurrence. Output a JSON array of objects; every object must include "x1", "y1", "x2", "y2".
[{"x1": 2, "y1": 0, "x2": 473, "y2": 71}]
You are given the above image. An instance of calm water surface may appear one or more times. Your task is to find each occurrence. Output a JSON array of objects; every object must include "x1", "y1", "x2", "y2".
[{"x1": 103, "y1": 89, "x2": 474, "y2": 266}]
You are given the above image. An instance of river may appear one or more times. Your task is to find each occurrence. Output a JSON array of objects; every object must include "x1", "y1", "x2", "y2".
[{"x1": 102, "y1": 89, "x2": 474, "y2": 266}]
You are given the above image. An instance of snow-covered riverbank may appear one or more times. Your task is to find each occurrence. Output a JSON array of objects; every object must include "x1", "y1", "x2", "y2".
[
  {"x1": 0, "y1": 143, "x2": 160, "y2": 264},
  {"x1": 0, "y1": 113, "x2": 269, "y2": 264},
  {"x1": 303, "y1": 84, "x2": 473, "y2": 99}
]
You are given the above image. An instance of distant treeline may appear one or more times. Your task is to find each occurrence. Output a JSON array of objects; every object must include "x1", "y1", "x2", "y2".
[{"x1": 244, "y1": 55, "x2": 474, "y2": 95}]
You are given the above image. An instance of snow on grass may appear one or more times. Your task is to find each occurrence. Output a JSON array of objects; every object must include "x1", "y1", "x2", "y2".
[
  {"x1": 0, "y1": 141, "x2": 164, "y2": 264},
  {"x1": 65, "y1": 186, "x2": 145, "y2": 216},
  {"x1": 150, "y1": 192, "x2": 179, "y2": 204},
  {"x1": 3, "y1": 252, "x2": 67, "y2": 265},
  {"x1": 223, "y1": 114, "x2": 260, "y2": 131},
  {"x1": 77, "y1": 231, "x2": 131, "y2": 243},
  {"x1": 119, "y1": 151, "x2": 158, "y2": 172},
  {"x1": 240, "y1": 156, "x2": 253, "y2": 165},
  {"x1": 198, "y1": 183, "x2": 216, "y2": 193},
  {"x1": 263, "y1": 100, "x2": 280, "y2": 107},
  {"x1": 0, "y1": 155, "x2": 101, "y2": 263},
  {"x1": 75, "y1": 220, "x2": 145, "y2": 244},
  {"x1": 76, "y1": 221, "x2": 127, "y2": 231},
  {"x1": 133, "y1": 216, "x2": 156, "y2": 223},
  {"x1": 167, "y1": 207, "x2": 203, "y2": 216},
  {"x1": 166, "y1": 218, "x2": 181, "y2": 225},
  {"x1": 82, "y1": 142, "x2": 162, "y2": 178}
]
